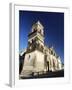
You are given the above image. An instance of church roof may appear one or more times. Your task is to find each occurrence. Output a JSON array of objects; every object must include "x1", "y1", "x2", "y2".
[
  {"x1": 32, "y1": 20, "x2": 44, "y2": 29},
  {"x1": 36, "y1": 21, "x2": 43, "y2": 26}
]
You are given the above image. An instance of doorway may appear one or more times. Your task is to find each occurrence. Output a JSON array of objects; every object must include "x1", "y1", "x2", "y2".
[{"x1": 47, "y1": 61, "x2": 49, "y2": 72}]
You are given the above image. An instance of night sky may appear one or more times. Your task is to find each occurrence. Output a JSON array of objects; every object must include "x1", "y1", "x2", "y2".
[{"x1": 19, "y1": 10, "x2": 64, "y2": 63}]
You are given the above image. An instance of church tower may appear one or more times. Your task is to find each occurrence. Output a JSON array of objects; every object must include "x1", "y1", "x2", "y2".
[
  {"x1": 21, "y1": 21, "x2": 45, "y2": 77},
  {"x1": 27, "y1": 21, "x2": 44, "y2": 53}
]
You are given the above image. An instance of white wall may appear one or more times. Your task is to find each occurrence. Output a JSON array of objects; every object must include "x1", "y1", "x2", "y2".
[
  {"x1": 35, "y1": 50, "x2": 44, "y2": 71},
  {"x1": 0, "y1": 0, "x2": 72, "y2": 89},
  {"x1": 22, "y1": 50, "x2": 44, "y2": 72}
]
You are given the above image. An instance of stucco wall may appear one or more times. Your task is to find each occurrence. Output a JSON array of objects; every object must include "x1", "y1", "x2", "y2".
[{"x1": 21, "y1": 50, "x2": 45, "y2": 76}]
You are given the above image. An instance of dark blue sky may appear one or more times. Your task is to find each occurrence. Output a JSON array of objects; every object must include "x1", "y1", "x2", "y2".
[{"x1": 19, "y1": 10, "x2": 64, "y2": 63}]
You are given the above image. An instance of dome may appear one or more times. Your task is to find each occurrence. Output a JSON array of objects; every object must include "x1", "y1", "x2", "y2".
[{"x1": 32, "y1": 21, "x2": 44, "y2": 35}]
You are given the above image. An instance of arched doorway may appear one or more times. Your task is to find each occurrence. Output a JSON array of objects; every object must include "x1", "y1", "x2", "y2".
[
  {"x1": 44, "y1": 54, "x2": 49, "y2": 72},
  {"x1": 47, "y1": 61, "x2": 49, "y2": 72}
]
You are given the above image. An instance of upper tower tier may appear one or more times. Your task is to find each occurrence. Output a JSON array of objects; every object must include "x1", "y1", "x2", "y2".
[
  {"x1": 28, "y1": 21, "x2": 44, "y2": 43},
  {"x1": 32, "y1": 21, "x2": 44, "y2": 36},
  {"x1": 27, "y1": 21, "x2": 45, "y2": 52}
]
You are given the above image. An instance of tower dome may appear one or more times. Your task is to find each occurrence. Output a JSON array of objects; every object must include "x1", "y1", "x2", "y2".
[{"x1": 32, "y1": 21, "x2": 44, "y2": 35}]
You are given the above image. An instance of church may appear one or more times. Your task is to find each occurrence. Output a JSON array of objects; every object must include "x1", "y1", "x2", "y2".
[{"x1": 19, "y1": 21, "x2": 64, "y2": 78}]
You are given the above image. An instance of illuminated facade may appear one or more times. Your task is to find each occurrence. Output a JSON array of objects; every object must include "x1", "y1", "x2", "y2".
[{"x1": 20, "y1": 21, "x2": 63, "y2": 77}]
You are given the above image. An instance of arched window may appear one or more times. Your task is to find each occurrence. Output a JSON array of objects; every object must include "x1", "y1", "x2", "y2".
[
  {"x1": 53, "y1": 60, "x2": 55, "y2": 68},
  {"x1": 51, "y1": 50, "x2": 53, "y2": 55},
  {"x1": 41, "y1": 45, "x2": 43, "y2": 52},
  {"x1": 40, "y1": 29, "x2": 41, "y2": 33},
  {"x1": 28, "y1": 55, "x2": 31, "y2": 60},
  {"x1": 32, "y1": 39, "x2": 33, "y2": 43}
]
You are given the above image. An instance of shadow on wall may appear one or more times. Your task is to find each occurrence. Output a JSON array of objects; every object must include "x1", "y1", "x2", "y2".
[{"x1": 19, "y1": 53, "x2": 25, "y2": 74}]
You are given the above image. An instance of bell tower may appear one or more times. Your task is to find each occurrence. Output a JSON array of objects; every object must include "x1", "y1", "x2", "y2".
[
  {"x1": 21, "y1": 21, "x2": 45, "y2": 77},
  {"x1": 27, "y1": 21, "x2": 44, "y2": 53}
]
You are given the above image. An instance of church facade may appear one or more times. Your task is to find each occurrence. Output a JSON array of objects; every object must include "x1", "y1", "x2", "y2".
[{"x1": 20, "y1": 21, "x2": 63, "y2": 77}]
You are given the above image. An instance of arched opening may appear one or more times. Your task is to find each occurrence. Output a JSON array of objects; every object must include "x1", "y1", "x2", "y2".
[
  {"x1": 40, "y1": 29, "x2": 41, "y2": 33},
  {"x1": 44, "y1": 55, "x2": 49, "y2": 72},
  {"x1": 32, "y1": 39, "x2": 34, "y2": 43},
  {"x1": 47, "y1": 61, "x2": 49, "y2": 72}
]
